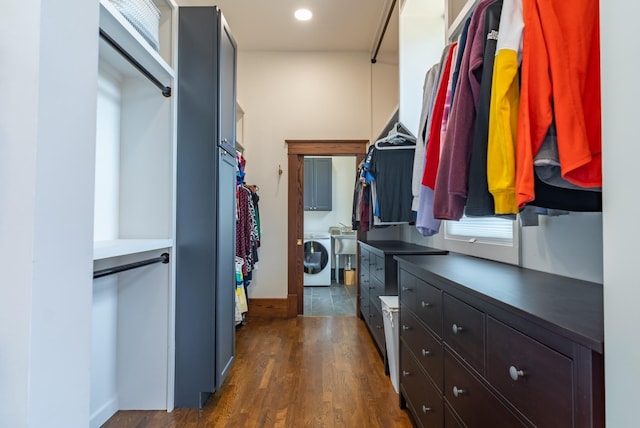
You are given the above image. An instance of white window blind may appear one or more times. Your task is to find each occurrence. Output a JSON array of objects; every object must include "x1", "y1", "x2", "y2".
[
  {"x1": 441, "y1": 216, "x2": 520, "y2": 265},
  {"x1": 445, "y1": 216, "x2": 513, "y2": 244}
]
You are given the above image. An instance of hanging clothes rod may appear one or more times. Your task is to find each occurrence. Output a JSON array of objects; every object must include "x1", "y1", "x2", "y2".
[
  {"x1": 93, "y1": 252, "x2": 170, "y2": 279},
  {"x1": 99, "y1": 29, "x2": 172, "y2": 98},
  {"x1": 371, "y1": 0, "x2": 397, "y2": 64}
]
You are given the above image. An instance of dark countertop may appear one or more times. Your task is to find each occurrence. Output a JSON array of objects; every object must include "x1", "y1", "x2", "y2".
[
  {"x1": 395, "y1": 253, "x2": 604, "y2": 354},
  {"x1": 358, "y1": 240, "x2": 449, "y2": 256}
]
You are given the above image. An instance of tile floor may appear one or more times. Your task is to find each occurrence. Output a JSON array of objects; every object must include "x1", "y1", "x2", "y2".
[{"x1": 304, "y1": 282, "x2": 357, "y2": 316}]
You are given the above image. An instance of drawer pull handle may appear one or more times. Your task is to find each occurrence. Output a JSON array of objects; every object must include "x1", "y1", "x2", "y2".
[
  {"x1": 402, "y1": 370, "x2": 411, "y2": 377},
  {"x1": 421, "y1": 349, "x2": 432, "y2": 356},
  {"x1": 402, "y1": 287, "x2": 412, "y2": 292},
  {"x1": 509, "y1": 365, "x2": 525, "y2": 381},
  {"x1": 421, "y1": 301, "x2": 432, "y2": 308},
  {"x1": 452, "y1": 386, "x2": 466, "y2": 397},
  {"x1": 402, "y1": 325, "x2": 411, "y2": 331},
  {"x1": 422, "y1": 405, "x2": 432, "y2": 413},
  {"x1": 452, "y1": 323, "x2": 463, "y2": 334},
  {"x1": 376, "y1": 325, "x2": 383, "y2": 329}
]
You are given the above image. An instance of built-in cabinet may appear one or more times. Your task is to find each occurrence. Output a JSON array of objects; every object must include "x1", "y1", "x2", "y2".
[
  {"x1": 304, "y1": 157, "x2": 332, "y2": 211},
  {"x1": 396, "y1": 254, "x2": 604, "y2": 428},
  {"x1": 91, "y1": 0, "x2": 178, "y2": 426},
  {"x1": 175, "y1": 6, "x2": 237, "y2": 408},
  {"x1": 358, "y1": 241, "x2": 447, "y2": 359}
]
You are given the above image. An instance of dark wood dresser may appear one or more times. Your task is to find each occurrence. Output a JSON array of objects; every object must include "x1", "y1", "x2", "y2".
[
  {"x1": 395, "y1": 253, "x2": 604, "y2": 428},
  {"x1": 357, "y1": 240, "x2": 447, "y2": 357}
]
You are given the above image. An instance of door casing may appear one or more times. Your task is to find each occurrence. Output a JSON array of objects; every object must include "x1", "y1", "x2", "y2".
[{"x1": 286, "y1": 140, "x2": 368, "y2": 316}]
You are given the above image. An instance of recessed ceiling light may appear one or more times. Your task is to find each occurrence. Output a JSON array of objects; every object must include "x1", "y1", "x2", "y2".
[{"x1": 295, "y1": 8, "x2": 312, "y2": 21}]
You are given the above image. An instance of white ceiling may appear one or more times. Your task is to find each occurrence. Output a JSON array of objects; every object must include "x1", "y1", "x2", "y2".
[{"x1": 176, "y1": 0, "x2": 399, "y2": 63}]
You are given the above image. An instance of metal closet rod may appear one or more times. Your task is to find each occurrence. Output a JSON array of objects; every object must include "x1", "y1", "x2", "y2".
[
  {"x1": 371, "y1": 0, "x2": 397, "y2": 64},
  {"x1": 99, "y1": 29, "x2": 172, "y2": 98},
  {"x1": 93, "y1": 252, "x2": 170, "y2": 279}
]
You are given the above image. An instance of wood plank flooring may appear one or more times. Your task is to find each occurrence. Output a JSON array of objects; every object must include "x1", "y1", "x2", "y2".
[{"x1": 103, "y1": 316, "x2": 413, "y2": 427}]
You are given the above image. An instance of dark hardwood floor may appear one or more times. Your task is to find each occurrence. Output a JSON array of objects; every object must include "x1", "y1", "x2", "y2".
[{"x1": 103, "y1": 316, "x2": 413, "y2": 427}]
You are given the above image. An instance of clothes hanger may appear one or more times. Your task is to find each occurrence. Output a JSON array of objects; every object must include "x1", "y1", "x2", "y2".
[{"x1": 374, "y1": 122, "x2": 416, "y2": 150}]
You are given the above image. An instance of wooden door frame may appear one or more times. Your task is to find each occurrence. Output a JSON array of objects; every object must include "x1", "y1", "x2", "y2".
[{"x1": 286, "y1": 140, "x2": 368, "y2": 316}]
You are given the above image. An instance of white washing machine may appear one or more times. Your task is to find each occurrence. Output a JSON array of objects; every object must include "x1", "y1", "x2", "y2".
[{"x1": 303, "y1": 232, "x2": 332, "y2": 286}]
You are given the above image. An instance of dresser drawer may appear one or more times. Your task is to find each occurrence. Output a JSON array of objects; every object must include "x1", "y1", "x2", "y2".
[
  {"x1": 372, "y1": 255, "x2": 385, "y2": 283},
  {"x1": 399, "y1": 269, "x2": 417, "y2": 314},
  {"x1": 443, "y1": 293, "x2": 485, "y2": 374},
  {"x1": 444, "y1": 403, "x2": 464, "y2": 428},
  {"x1": 400, "y1": 310, "x2": 443, "y2": 392},
  {"x1": 368, "y1": 304, "x2": 386, "y2": 352},
  {"x1": 369, "y1": 277, "x2": 385, "y2": 314},
  {"x1": 400, "y1": 343, "x2": 444, "y2": 428},
  {"x1": 444, "y1": 349, "x2": 526, "y2": 427},
  {"x1": 416, "y1": 277, "x2": 443, "y2": 338},
  {"x1": 487, "y1": 317, "x2": 574, "y2": 427},
  {"x1": 360, "y1": 290, "x2": 370, "y2": 320}
]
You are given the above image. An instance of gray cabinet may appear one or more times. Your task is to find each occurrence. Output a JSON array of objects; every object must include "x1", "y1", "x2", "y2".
[
  {"x1": 175, "y1": 6, "x2": 236, "y2": 408},
  {"x1": 304, "y1": 157, "x2": 332, "y2": 211}
]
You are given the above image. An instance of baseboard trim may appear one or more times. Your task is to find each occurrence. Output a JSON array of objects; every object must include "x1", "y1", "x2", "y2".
[
  {"x1": 247, "y1": 298, "x2": 294, "y2": 318},
  {"x1": 90, "y1": 395, "x2": 119, "y2": 428}
]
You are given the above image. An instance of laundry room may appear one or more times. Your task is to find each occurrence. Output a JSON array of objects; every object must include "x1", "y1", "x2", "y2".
[{"x1": 303, "y1": 155, "x2": 357, "y2": 315}]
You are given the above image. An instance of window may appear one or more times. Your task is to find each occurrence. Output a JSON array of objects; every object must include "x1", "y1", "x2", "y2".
[{"x1": 442, "y1": 216, "x2": 520, "y2": 265}]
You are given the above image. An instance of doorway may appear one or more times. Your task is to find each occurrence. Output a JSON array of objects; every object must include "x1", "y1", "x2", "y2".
[
  {"x1": 286, "y1": 140, "x2": 368, "y2": 316},
  {"x1": 304, "y1": 155, "x2": 355, "y2": 315}
]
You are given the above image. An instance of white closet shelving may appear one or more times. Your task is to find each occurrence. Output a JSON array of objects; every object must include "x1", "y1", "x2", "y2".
[
  {"x1": 91, "y1": 0, "x2": 177, "y2": 427},
  {"x1": 445, "y1": 0, "x2": 478, "y2": 41},
  {"x1": 236, "y1": 101, "x2": 245, "y2": 152}
]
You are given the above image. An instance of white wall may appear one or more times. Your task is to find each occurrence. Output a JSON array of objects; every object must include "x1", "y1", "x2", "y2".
[
  {"x1": 601, "y1": 1, "x2": 640, "y2": 425},
  {"x1": 238, "y1": 51, "x2": 372, "y2": 298},
  {"x1": 0, "y1": 0, "x2": 98, "y2": 426},
  {"x1": 399, "y1": 0, "x2": 445, "y2": 135},
  {"x1": 372, "y1": 61, "x2": 400, "y2": 138}
]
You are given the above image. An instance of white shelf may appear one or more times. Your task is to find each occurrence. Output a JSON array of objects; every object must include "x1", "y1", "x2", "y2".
[
  {"x1": 446, "y1": 0, "x2": 477, "y2": 41},
  {"x1": 99, "y1": 0, "x2": 174, "y2": 83},
  {"x1": 94, "y1": 239, "x2": 173, "y2": 260}
]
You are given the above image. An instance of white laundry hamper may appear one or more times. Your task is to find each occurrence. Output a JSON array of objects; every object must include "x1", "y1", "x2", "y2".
[{"x1": 379, "y1": 295, "x2": 400, "y2": 393}]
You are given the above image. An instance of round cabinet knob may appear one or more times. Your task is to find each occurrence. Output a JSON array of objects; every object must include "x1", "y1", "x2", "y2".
[
  {"x1": 421, "y1": 349, "x2": 432, "y2": 356},
  {"x1": 422, "y1": 405, "x2": 432, "y2": 414},
  {"x1": 402, "y1": 325, "x2": 410, "y2": 331},
  {"x1": 402, "y1": 370, "x2": 411, "y2": 377},
  {"x1": 402, "y1": 287, "x2": 411, "y2": 292},
  {"x1": 452, "y1": 386, "x2": 466, "y2": 398},
  {"x1": 452, "y1": 323, "x2": 463, "y2": 334},
  {"x1": 376, "y1": 325, "x2": 383, "y2": 329},
  {"x1": 421, "y1": 301, "x2": 432, "y2": 308},
  {"x1": 509, "y1": 365, "x2": 525, "y2": 381}
]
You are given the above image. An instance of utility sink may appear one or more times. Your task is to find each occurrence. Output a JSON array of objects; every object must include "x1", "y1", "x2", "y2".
[
  {"x1": 328, "y1": 226, "x2": 356, "y2": 237},
  {"x1": 328, "y1": 226, "x2": 357, "y2": 283},
  {"x1": 332, "y1": 235, "x2": 357, "y2": 255}
]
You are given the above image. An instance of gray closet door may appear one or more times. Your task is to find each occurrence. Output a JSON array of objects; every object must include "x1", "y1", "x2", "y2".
[{"x1": 216, "y1": 149, "x2": 236, "y2": 388}]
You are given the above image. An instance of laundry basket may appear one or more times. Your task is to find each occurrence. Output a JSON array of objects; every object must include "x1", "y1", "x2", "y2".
[{"x1": 379, "y1": 295, "x2": 400, "y2": 393}]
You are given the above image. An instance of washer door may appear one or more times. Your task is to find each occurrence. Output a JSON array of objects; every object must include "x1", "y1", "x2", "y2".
[{"x1": 303, "y1": 240, "x2": 329, "y2": 274}]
